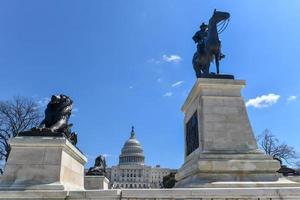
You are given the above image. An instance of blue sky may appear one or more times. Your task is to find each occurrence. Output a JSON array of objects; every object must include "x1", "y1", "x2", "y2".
[{"x1": 0, "y1": 1, "x2": 299, "y2": 168}]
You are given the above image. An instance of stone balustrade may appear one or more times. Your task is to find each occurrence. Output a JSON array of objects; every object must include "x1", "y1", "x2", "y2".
[{"x1": 1, "y1": 187, "x2": 300, "y2": 199}]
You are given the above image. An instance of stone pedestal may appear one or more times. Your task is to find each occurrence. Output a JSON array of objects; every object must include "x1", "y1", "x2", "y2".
[
  {"x1": 84, "y1": 176, "x2": 109, "y2": 190},
  {"x1": 0, "y1": 136, "x2": 87, "y2": 190},
  {"x1": 175, "y1": 78, "x2": 298, "y2": 188}
]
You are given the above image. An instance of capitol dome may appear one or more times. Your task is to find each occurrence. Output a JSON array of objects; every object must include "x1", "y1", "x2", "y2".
[{"x1": 119, "y1": 127, "x2": 145, "y2": 165}]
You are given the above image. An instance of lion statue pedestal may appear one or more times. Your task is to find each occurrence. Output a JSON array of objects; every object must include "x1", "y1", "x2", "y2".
[
  {"x1": 0, "y1": 136, "x2": 87, "y2": 190},
  {"x1": 0, "y1": 94, "x2": 87, "y2": 190}
]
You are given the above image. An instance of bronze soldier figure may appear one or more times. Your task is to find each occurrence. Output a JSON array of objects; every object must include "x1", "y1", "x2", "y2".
[{"x1": 193, "y1": 22, "x2": 208, "y2": 55}]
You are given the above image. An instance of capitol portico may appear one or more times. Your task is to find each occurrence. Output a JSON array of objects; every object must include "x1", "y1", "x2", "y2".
[{"x1": 106, "y1": 127, "x2": 176, "y2": 189}]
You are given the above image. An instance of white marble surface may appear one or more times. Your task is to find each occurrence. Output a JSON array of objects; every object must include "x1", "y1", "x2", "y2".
[
  {"x1": 84, "y1": 176, "x2": 109, "y2": 190},
  {"x1": 1, "y1": 187, "x2": 300, "y2": 199},
  {"x1": 176, "y1": 78, "x2": 296, "y2": 187},
  {"x1": 0, "y1": 136, "x2": 87, "y2": 190}
]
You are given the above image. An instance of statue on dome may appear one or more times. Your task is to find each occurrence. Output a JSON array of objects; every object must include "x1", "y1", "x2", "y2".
[{"x1": 86, "y1": 155, "x2": 107, "y2": 176}]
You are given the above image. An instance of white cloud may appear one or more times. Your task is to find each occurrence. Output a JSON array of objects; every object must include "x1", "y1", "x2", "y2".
[
  {"x1": 171, "y1": 81, "x2": 184, "y2": 87},
  {"x1": 162, "y1": 54, "x2": 182, "y2": 63},
  {"x1": 287, "y1": 95, "x2": 297, "y2": 102},
  {"x1": 157, "y1": 78, "x2": 162, "y2": 83},
  {"x1": 148, "y1": 54, "x2": 182, "y2": 65},
  {"x1": 246, "y1": 93, "x2": 280, "y2": 108},
  {"x1": 163, "y1": 92, "x2": 173, "y2": 97},
  {"x1": 129, "y1": 86, "x2": 133, "y2": 89}
]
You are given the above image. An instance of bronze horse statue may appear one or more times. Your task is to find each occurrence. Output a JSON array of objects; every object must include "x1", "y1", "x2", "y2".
[{"x1": 192, "y1": 9, "x2": 230, "y2": 78}]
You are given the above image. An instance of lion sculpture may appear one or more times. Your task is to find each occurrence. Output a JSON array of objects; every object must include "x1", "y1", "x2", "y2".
[
  {"x1": 32, "y1": 94, "x2": 77, "y2": 145},
  {"x1": 86, "y1": 155, "x2": 107, "y2": 176}
]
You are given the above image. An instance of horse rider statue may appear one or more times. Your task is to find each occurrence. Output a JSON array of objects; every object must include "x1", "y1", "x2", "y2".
[{"x1": 192, "y1": 9, "x2": 230, "y2": 78}]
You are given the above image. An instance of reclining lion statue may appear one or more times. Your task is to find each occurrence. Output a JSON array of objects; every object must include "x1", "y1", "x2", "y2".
[
  {"x1": 30, "y1": 94, "x2": 77, "y2": 145},
  {"x1": 86, "y1": 155, "x2": 107, "y2": 176}
]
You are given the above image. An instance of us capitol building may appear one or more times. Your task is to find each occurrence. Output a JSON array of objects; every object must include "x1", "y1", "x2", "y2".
[{"x1": 105, "y1": 127, "x2": 176, "y2": 189}]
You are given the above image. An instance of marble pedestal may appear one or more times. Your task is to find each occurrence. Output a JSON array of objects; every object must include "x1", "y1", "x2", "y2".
[
  {"x1": 0, "y1": 136, "x2": 87, "y2": 190},
  {"x1": 175, "y1": 78, "x2": 298, "y2": 188},
  {"x1": 84, "y1": 176, "x2": 110, "y2": 190}
]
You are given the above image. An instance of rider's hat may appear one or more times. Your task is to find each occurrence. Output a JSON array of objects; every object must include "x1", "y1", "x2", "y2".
[{"x1": 200, "y1": 22, "x2": 208, "y2": 30}]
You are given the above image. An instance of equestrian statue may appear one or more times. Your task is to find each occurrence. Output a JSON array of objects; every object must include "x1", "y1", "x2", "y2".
[{"x1": 192, "y1": 9, "x2": 233, "y2": 78}]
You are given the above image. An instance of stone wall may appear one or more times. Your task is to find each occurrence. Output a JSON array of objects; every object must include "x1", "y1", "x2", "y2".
[
  {"x1": 0, "y1": 137, "x2": 87, "y2": 191},
  {"x1": 1, "y1": 187, "x2": 300, "y2": 199}
]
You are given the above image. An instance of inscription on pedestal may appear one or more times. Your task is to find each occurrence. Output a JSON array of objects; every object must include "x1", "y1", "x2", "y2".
[{"x1": 185, "y1": 111, "x2": 199, "y2": 156}]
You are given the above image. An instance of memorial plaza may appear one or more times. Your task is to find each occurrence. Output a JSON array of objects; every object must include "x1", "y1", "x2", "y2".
[{"x1": 0, "y1": 1, "x2": 300, "y2": 199}]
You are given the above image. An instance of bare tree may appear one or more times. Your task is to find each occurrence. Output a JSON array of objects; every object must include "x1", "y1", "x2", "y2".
[
  {"x1": 257, "y1": 129, "x2": 297, "y2": 165},
  {"x1": 0, "y1": 96, "x2": 41, "y2": 167}
]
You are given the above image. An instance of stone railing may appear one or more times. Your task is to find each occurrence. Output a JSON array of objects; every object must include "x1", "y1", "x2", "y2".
[{"x1": 1, "y1": 187, "x2": 297, "y2": 200}]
